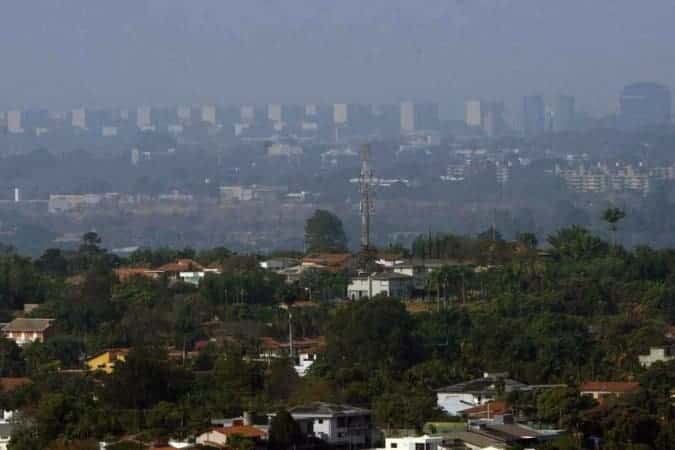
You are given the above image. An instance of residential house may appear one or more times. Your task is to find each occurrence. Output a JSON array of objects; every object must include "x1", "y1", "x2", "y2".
[
  {"x1": 196, "y1": 419, "x2": 267, "y2": 448},
  {"x1": 259, "y1": 258, "x2": 299, "y2": 271},
  {"x1": 347, "y1": 272, "x2": 413, "y2": 299},
  {"x1": 259, "y1": 337, "x2": 325, "y2": 377},
  {"x1": 2, "y1": 318, "x2": 55, "y2": 346},
  {"x1": 459, "y1": 401, "x2": 512, "y2": 421},
  {"x1": 383, "y1": 435, "x2": 444, "y2": 450},
  {"x1": 638, "y1": 347, "x2": 675, "y2": 368},
  {"x1": 0, "y1": 422, "x2": 12, "y2": 450},
  {"x1": 114, "y1": 259, "x2": 220, "y2": 286},
  {"x1": 86, "y1": 349, "x2": 129, "y2": 374},
  {"x1": 302, "y1": 253, "x2": 353, "y2": 272},
  {"x1": 436, "y1": 373, "x2": 529, "y2": 416},
  {"x1": 443, "y1": 415, "x2": 560, "y2": 450},
  {"x1": 287, "y1": 402, "x2": 374, "y2": 448},
  {"x1": 579, "y1": 381, "x2": 640, "y2": 402}
]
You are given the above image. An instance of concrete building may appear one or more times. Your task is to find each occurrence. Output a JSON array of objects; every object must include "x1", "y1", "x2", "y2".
[
  {"x1": 136, "y1": 106, "x2": 152, "y2": 130},
  {"x1": 334, "y1": 103, "x2": 349, "y2": 125},
  {"x1": 436, "y1": 373, "x2": 529, "y2": 416},
  {"x1": 347, "y1": 272, "x2": 413, "y2": 299},
  {"x1": 401, "y1": 101, "x2": 440, "y2": 133},
  {"x1": 72, "y1": 108, "x2": 87, "y2": 129},
  {"x1": 523, "y1": 95, "x2": 545, "y2": 135},
  {"x1": 6, "y1": 110, "x2": 23, "y2": 134},
  {"x1": 638, "y1": 347, "x2": 675, "y2": 368},
  {"x1": 466, "y1": 100, "x2": 483, "y2": 127},
  {"x1": 553, "y1": 95, "x2": 576, "y2": 132},
  {"x1": 201, "y1": 105, "x2": 217, "y2": 125},
  {"x1": 288, "y1": 403, "x2": 373, "y2": 448},
  {"x1": 382, "y1": 436, "x2": 444, "y2": 450},
  {"x1": 177, "y1": 105, "x2": 192, "y2": 124},
  {"x1": 619, "y1": 82, "x2": 672, "y2": 130}
]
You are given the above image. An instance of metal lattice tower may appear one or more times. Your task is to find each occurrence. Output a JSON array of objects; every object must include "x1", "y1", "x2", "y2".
[{"x1": 359, "y1": 143, "x2": 374, "y2": 251}]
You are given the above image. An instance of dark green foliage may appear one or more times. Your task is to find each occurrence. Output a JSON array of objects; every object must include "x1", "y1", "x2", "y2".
[
  {"x1": 304, "y1": 209, "x2": 348, "y2": 253},
  {"x1": 268, "y1": 409, "x2": 303, "y2": 450}
]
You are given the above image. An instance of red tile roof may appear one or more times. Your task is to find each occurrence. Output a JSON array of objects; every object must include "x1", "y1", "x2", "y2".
[
  {"x1": 0, "y1": 377, "x2": 31, "y2": 392},
  {"x1": 213, "y1": 425, "x2": 267, "y2": 439},
  {"x1": 460, "y1": 401, "x2": 511, "y2": 418},
  {"x1": 580, "y1": 381, "x2": 640, "y2": 393},
  {"x1": 156, "y1": 259, "x2": 205, "y2": 273},
  {"x1": 302, "y1": 253, "x2": 352, "y2": 271}
]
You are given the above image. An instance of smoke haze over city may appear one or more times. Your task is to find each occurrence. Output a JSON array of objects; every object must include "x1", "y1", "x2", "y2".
[{"x1": 1, "y1": 0, "x2": 675, "y2": 116}]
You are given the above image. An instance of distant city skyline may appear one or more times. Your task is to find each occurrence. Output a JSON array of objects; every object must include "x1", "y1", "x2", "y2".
[{"x1": 1, "y1": 1, "x2": 675, "y2": 118}]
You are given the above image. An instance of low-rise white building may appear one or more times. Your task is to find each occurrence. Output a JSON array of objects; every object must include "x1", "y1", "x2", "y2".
[
  {"x1": 638, "y1": 347, "x2": 675, "y2": 368},
  {"x1": 383, "y1": 435, "x2": 444, "y2": 450},
  {"x1": 288, "y1": 403, "x2": 374, "y2": 448},
  {"x1": 348, "y1": 273, "x2": 413, "y2": 299}
]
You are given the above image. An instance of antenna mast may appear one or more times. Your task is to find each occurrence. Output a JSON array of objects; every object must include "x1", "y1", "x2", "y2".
[{"x1": 360, "y1": 143, "x2": 374, "y2": 251}]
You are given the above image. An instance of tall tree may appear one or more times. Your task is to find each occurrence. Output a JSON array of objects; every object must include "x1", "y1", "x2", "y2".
[
  {"x1": 602, "y1": 207, "x2": 626, "y2": 246},
  {"x1": 304, "y1": 210, "x2": 348, "y2": 253}
]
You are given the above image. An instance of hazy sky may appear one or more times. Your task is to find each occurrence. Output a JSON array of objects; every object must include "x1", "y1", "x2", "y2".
[{"x1": 1, "y1": 0, "x2": 674, "y2": 118}]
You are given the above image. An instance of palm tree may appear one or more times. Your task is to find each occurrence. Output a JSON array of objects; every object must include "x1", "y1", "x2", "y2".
[{"x1": 602, "y1": 207, "x2": 626, "y2": 246}]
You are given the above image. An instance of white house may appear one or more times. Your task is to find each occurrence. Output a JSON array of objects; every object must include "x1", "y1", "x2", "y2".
[
  {"x1": 383, "y1": 435, "x2": 444, "y2": 450},
  {"x1": 638, "y1": 347, "x2": 675, "y2": 368},
  {"x1": 436, "y1": 373, "x2": 529, "y2": 416},
  {"x1": 288, "y1": 403, "x2": 374, "y2": 448},
  {"x1": 294, "y1": 352, "x2": 319, "y2": 377},
  {"x1": 0, "y1": 423, "x2": 11, "y2": 450},
  {"x1": 347, "y1": 273, "x2": 413, "y2": 299},
  {"x1": 0, "y1": 411, "x2": 15, "y2": 450}
]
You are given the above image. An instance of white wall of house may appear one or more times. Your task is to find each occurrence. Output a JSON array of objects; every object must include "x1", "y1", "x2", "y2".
[
  {"x1": 295, "y1": 415, "x2": 370, "y2": 446},
  {"x1": 385, "y1": 435, "x2": 444, "y2": 450},
  {"x1": 347, "y1": 277, "x2": 412, "y2": 299},
  {"x1": 294, "y1": 352, "x2": 318, "y2": 377}
]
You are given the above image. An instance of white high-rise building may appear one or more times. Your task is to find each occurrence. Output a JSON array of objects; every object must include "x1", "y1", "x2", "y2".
[
  {"x1": 241, "y1": 105, "x2": 255, "y2": 123},
  {"x1": 400, "y1": 101, "x2": 415, "y2": 132},
  {"x1": 136, "y1": 106, "x2": 152, "y2": 129},
  {"x1": 465, "y1": 100, "x2": 483, "y2": 127},
  {"x1": 268, "y1": 104, "x2": 283, "y2": 123},
  {"x1": 7, "y1": 110, "x2": 23, "y2": 133},
  {"x1": 177, "y1": 106, "x2": 192, "y2": 124},
  {"x1": 72, "y1": 108, "x2": 87, "y2": 129},
  {"x1": 400, "y1": 101, "x2": 439, "y2": 132},
  {"x1": 333, "y1": 104, "x2": 348, "y2": 125},
  {"x1": 201, "y1": 105, "x2": 216, "y2": 125}
]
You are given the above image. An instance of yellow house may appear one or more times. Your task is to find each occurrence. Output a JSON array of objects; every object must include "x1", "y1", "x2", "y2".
[{"x1": 86, "y1": 349, "x2": 129, "y2": 374}]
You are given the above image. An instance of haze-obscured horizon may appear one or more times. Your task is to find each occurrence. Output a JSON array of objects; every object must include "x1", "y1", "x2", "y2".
[{"x1": 1, "y1": 0, "x2": 674, "y2": 118}]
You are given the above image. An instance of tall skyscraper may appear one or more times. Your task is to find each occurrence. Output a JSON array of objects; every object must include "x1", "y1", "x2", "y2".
[
  {"x1": 553, "y1": 95, "x2": 576, "y2": 132},
  {"x1": 465, "y1": 100, "x2": 483, "y2": 127},
  {"x1": 619, "y1": 82, "x2": 672, "y2": 130},
  {"x1": 7, "y1": 110, "x2": 23, "y2": 134},
  {"x1": 523, "y1": 95, "x2": 545, "y2": 135},
  {"x1": 483, "y1": 101, "x2": 506, "y2": 137},
  {"x1": 72, "y1": 108, "x2": 87, "y2": 129},
  {"x1": 267, "y1": 104, "x2": 283, "y2": 123},
  {"x1": 136, "y1": 106, "x2": 152, "y2": 130},
  {"x1": 201, "y1": 105, "x2": 217, "y2": 126},
  {"x1": 400, "y1": 101, "x2": 439, "y2": 132},
  {"x1": 333, "y1": 104, "x2": 349, "y2": 125}
]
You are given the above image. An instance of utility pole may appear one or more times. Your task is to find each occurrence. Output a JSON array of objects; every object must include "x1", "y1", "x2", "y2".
[{"x1": 359, "y1": 143, "x2": 374, "y2": 252}]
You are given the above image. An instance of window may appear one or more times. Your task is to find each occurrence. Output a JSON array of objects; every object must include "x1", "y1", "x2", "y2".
[
  {"x1": 337, "y1": 417, "x2": 346, "y2": 428},
  {"x1": 317, "y1": 419, "x2": 323, "y2": 424},
  {"x1": 390, "y1": 443, "x2": 398, "y2": 448},
  {"x1": 415, "y1": 443, "x2": 425, "y2": 450}
]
